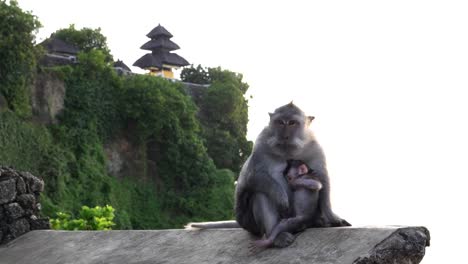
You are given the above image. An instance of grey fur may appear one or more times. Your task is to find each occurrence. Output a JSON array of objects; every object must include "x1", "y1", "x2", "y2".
[
  {"x1": 236, "y1": 103, "x2": 350, "y2": 247},
  {"x1": 187, "y1": 103, "x2": 349, "y2": 248},
  {"x1": 250, "y1": 160, "x2": 323, "y2": 249}
]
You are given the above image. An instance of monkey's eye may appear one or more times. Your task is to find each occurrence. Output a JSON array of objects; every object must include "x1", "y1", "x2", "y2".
[
  {"x1": 288, "y1": 120, "x2": 298, "y2": 126},
  {"x1": 275, "y1": 120, "x2": 285, "y2": 126}
]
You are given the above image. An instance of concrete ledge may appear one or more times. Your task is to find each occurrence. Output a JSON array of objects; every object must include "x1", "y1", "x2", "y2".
[{"x1": 0, "y1": 226, "x2": 429, "y2": 264}]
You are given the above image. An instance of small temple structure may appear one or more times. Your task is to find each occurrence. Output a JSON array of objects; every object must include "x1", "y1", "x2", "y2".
[
  {"x1": 113, "y1": 59, "x2": 132, "y2": 76},
  {"x1": 133, "y1": 24, "x2": 189, "y2": 78},
  {"x1": 39, "y1": 35, "x2": 79, "y2": 66}
]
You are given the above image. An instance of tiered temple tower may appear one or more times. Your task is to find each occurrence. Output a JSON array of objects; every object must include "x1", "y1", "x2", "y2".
[{"x1": 133, "y1": 24, "x2": 189, "y2": 78}]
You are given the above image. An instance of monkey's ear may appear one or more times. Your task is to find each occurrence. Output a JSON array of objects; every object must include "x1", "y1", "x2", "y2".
[
  {"x1": 269, "y1": 112, "x2": 273, "y2": 119},
  {"x1": 288, "y1": 101, "x2": 294, "y2": 106},
  {"x1": 298, "y1": 164, "x2": 308, "y2": 175},
  {"x1": 306, "y1": 116, "x2": 315, "y2": 126}
]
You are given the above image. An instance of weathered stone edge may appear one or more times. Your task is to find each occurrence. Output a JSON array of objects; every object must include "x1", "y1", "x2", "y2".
[{"x1": 353, "y1": 226, "x2": 430, "y2": 264}]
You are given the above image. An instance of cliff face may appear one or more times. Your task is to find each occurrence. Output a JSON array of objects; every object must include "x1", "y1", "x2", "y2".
[
  {"x1": 29, "y1": 73, "x2": 209, "y2": 181},
  {"x1": 30, "y1": 72, "x2": 65, "y2": 124},
  {"x1": 103, "y1": 135, "x2": 148, "y2": 180},
  {"x1": 27, "y1": 71, "x2": 152, "y2": 182}
]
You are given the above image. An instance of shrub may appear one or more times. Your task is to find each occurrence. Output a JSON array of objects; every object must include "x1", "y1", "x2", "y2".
[{"x1": 50, "y1": 205, "x2": 115, "y2": 230}]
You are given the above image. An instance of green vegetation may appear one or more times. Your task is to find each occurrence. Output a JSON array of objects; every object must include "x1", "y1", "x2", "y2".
[
  {"x1": 0, "y1": 0, "x2": 41, "y2": 117},
  {"x1": 50, "y1": 205, "x2": 115, "y2": 230},
  {"x1": 180, "y1": 64, "x2": 210, "y2": 85},
  {"x1": 53, "y1": 24, "x2": 113, "y2": 61},
  {"x1": 0, "y1": 4, "x2": 249, "y2": 229},
  {"x1": 182, "y1": 65, "x2": 252, "y2": 173}
]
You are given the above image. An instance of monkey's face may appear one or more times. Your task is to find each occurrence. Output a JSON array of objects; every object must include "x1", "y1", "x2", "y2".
[
  {"x1": 286, "y1": 163, "x2": 309, "y2": 183},
  {"x1": 271, "y1": 116, "x2": 304, "y2": 145},
  {"x1": 267, "y1": 114, "x2": 308, "y2": 154},
  {"x1": 267, "y1": 103, "x2": 315, "y2": 157}
]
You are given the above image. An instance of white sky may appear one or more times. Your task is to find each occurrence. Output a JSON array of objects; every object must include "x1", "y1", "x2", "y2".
[{"x1": 16, "y1": 1, "x2": 468, "y2": 263}]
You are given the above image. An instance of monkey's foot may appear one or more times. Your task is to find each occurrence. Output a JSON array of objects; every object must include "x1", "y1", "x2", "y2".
[
  {"x1": 329, "y1": 217, "x2": 351, "y2": 227},
  {"x1": 322, "y1": 216, "x2": 352, "y2": 227},
  {"x1": 273, "y1": 232, "x2": 295, "y2": 248},
  {"x1": 253, "y1": 239, "x2": 272, "y2": 248},
  {"x1": 248, "y1": 239, "x2": 272, "y2": 254},
  {"x1": 338, "y1": 218, "x2": 352, "y2": 227}
]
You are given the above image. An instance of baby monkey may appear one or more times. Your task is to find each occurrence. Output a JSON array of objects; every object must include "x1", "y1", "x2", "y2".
[{"x1": 251, "y1": 160, "x2": 322, "y2": 249}]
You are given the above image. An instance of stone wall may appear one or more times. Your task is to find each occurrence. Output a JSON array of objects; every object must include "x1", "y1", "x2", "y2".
[{"x1": 0, "y1": 166, "x2": 50, "y2": 244}]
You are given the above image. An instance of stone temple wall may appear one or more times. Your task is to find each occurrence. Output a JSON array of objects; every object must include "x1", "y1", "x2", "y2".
[{"x1": 0, "y1": 166, "x2": 50, "y2": 244}]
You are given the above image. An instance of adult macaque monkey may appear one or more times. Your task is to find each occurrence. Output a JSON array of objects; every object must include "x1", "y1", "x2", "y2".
[{"x1": 235, "y1": 102, "x2": 349, "y2": 247}]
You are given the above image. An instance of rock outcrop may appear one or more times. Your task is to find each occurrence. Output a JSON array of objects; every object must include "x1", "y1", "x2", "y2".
[
  {"x1": 0, "y1": 167, "x2": 50, "y2": 244},
  {"x1": 30, "y1": 71, "x2": 66, "y2": 124},
  {"x1": 0, "y1": 94, "x2": 7, "y2": 112},
  {"x1": 0, "y1": 226, "x2": 429, "y2": 264}
]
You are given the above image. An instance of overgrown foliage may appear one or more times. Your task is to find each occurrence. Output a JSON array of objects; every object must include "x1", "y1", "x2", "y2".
[
  {"x1": 53, "y1": 24, "x2": 113, "y2": 61},
  {"x1": 181, "y1": 65, "x2": 249, "y2": 94},
  {"x1": 0, "y1": 0, "x2": 41, "y2": 117},
  {"x1": 57, "y1": 50, "x2": 122, "y2": 142},
  {"x1": 50, "y1": 205, "x2": 115, "y2": 230},
  {"x1": 1, "y1": 48, "x2": 237, "y2": 229},
  {"x1": 182, "y1": 65, "x2": 253, "y2": 173},
  {"x1": 120, "y1": 75, "x2": 235, "y2": 223},
  {"x1": 48, "y1": 50, "x2": 234, "y2": 228},
  {"x1": 180, "y1": 64, "x2": 210, "y2": 84}
]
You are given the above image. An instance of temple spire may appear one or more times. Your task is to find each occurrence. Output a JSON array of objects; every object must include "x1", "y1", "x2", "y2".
[{"x1": 133, "y1": 24, "x2": 189, "y2": 78}]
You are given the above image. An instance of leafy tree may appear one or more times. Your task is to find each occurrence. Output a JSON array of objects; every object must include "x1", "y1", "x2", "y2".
[
  {"x1": 181, "y1": 65, "x2": 250, "y2": 95},
  {"x1": 182, "y1": 65, "x2": 252, "y2": 172},
  {"x1": 201, "y1": 79, "x2": 252, "y2": 172},
  {"x1": 53, "y1": 24, "x2": 113, "y2": 61},
  {"x1": 183, "y1": 66, "x2": 252, "y2": 173},
  {"x1": 0, "y1": 0, "x2": 41, "y2": 117},
  {"x1": 208, "y1": 67, "x2": 249, "y2": 94},
  {"x1": 180, "y1": 64, "x2": 210, "y2": 84}
]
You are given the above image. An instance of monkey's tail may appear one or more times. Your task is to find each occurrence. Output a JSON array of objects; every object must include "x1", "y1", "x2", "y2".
[{"x1": 185, "y1": 220, "x2": 241, "y2": 230}]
